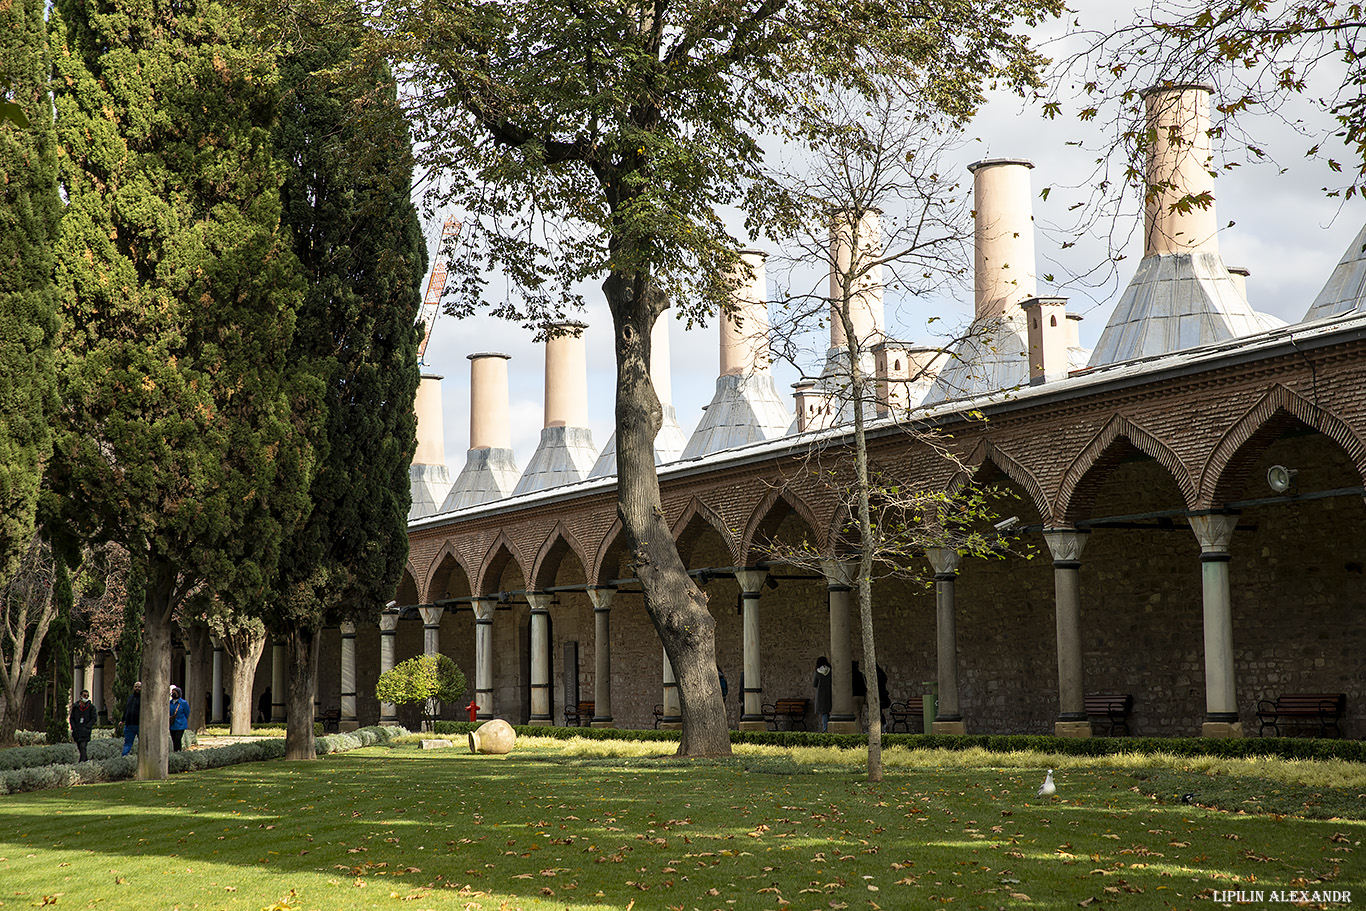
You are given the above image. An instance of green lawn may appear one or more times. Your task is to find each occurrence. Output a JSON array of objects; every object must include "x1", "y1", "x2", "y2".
[{"x1": 0, "y1": 737, "x2": 1363, "y2": 910}]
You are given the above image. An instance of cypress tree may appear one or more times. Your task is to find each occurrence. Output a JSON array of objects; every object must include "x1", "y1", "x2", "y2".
[
  {"x1": 51, "y1": 0, "x2": 319, "y2": 780},
  {"x1": 0, "y1": 0, "x2": 60, "y2": 587},
  {"x1": 267, "y1": 35, "x2": 423, "y2": 760}
]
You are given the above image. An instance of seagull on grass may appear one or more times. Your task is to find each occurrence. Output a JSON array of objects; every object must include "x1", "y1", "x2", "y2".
[{"x1": 1037, "y1": 769, "x2": 1056, "y2": 798}]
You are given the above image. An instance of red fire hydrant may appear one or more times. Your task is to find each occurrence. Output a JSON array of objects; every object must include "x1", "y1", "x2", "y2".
[{"x1": 466, "y1": 700, "x2": 479, "y2": 721}]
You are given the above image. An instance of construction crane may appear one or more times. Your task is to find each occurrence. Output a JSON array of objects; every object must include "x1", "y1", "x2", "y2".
[{"x1": 416, "y1": 216, "x2": 462, "y2": 366}]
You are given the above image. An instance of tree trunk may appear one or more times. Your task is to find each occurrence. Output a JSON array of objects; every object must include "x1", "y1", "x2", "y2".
[
  {"x1": 284, "y1": 626, "x2": 319, "y2": 760},
  {"x1": 0, "y1": 694, "x2": 16, "y2": 746},
  {"x1": 137, "y1": 560, "x2": 175, "y2": 780},
  {"x1": 184, "y1": 623, "x2": 210, "y2": 733},
  {"x1": 603, "y1": 270, "x2": 730, "y2": 757},
  {"x1": 226, "y1": 630, "x2": 267, "y2": 736}
]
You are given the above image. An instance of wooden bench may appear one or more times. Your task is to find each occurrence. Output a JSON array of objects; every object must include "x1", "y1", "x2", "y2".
[
  {"x1": 888, "y1": 697, "x2": 924, "y2": 733},
  {"x1": 1084, "y1": 694, "x2": 1134, "y2": 736},
  {"x1": 564, "y1": 700, "x2": 594, "y2": 727},
  {"x1": 1256, "y1": 693, "x2": 1345, "y2": 738},
  {"x1": 318, "y1": 708, "x2": 341, "y2": 734},
  {"x1": 762, "y1": 699, "x2": 809, "y2": 731}
]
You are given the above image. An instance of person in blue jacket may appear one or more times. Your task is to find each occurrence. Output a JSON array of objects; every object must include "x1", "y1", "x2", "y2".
[
  {"x1": 121, "y1": 681, "x2": 141, "y2": 756},
  {"x1": 169, "y1": 685, "x2": 190, "y2": 752}
]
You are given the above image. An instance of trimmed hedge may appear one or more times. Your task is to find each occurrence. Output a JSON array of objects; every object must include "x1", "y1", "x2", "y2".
[
  {"x1": 0, "y1": 726, "x2": 405, "y2": 795},
  {"x1": 430, "y1": 721, "x2": 1366, "y2": 763}
]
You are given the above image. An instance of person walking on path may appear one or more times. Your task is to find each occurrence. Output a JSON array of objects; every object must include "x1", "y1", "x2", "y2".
[
  {"x1": 169, "y1": 686, "x2": 190, "y2": 752},
  {"x1": 812, "y1": 656, "x2": 833, "y2": 732},
  {"x1": 70, "y1": 689, "x2": 95, "y2": 762},
  {"x1": 121, "y1": 681, "x2": 142, "y2": 756}
]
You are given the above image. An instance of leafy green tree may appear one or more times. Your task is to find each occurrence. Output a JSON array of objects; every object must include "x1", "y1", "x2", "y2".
[
  {"x1": 266, "y1": 33, "x2": 424, "y2": 761},
  {"x1": 375, "y1": 655, "x2": 466, "y2": 731},
  {"x1": 0, "y1": 0, "x2": 60, "y2": 588},
  {"x1": 43, "y1": 555, "x2": 73, "y2": 744},
  {"x1": 50, "y1": 0, "x2": 319, "y2": 780},
  {"x1": 375, "y1": 0, "x2": 1062, "y2": 755}
]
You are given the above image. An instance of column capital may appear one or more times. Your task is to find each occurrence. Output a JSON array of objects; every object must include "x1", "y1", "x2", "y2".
[
  {"x1": 1042, "y1": 529, "x2": 1089, "y2": 563},
  {"x1": 819, "y1": 559, "x2": 857, "y2": 589},
  {"x1": 210, "y1": 636, "x2": 224, "y2": 650},
  {"x1": 418, "y1": 605, "x2": 445, "y2": 627},
  {"x1": 1189, "y1": 513, "x2": 1238, "y2": 553},
  {"x1": 733, "y1": 568, "x2": 768, "y2": 594},
  {"x1": 339, "y1": 621, "x2": 356, "y2": 637},
  {"x1": 473, "y1": 599, "x2": 497, "y2": 622},
  {"x1": 925, "y1": 546, "x2": 961, "y2": 576},
  {"x1": 524, "y1": 592, "x2": 554, "y2": 612},
  {"x1": 586, "y1": 586, "x2": 615, "y2": 611},
  {"x1": 379, "y1": 609, "x2": 402, "y2": 632}
]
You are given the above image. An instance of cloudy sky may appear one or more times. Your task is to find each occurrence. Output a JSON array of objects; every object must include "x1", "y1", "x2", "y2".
[{"x1": 415, "y1": 2, "x2": 1363, "y2": 471}]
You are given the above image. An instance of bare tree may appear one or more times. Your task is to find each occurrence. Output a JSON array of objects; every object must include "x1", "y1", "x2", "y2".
[
  {"x1": 0, "y1": 534, "x2": 57, "y2": 744},
  {"x1": 763, "y1": 90, "x2": 1012, "y2": 779}
]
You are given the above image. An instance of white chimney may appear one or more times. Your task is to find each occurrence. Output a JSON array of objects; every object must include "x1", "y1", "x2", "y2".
[
  {"x1": 828, "y1": 207, "x2": 886, "y2": 349},
  {"x1": 413, "y1": 374, "x2": 446, "y2": 466},
  {"x1": 720, "y1": 250, "x2": 771, "y2": 376},
  {"x1": 544, "y1": 321, "x2": 588, "y2": 429},
  {"x1": 967, "y1": 158, "x2": 1037, "y2": 320},
  {"x1": 1143, "y1": 84, "x2": 1219, "y2": 257},
  {"x1": 468, "y1": 352, "x2": 511, "y2": 450}
]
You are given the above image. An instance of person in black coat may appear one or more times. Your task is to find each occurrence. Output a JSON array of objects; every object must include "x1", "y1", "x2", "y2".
[
  {"x1": 121, "y1": 681, "x2": 142, "y2": 756},
  {"x1": 70, "y1": 690, "x2": 96, "y2": 762},
  {"x1": 876, "y1": 663, "x2": 891, "y2": 728},
  {"x1": 812, "y1": 656, "x2": 833, "y2": 731}
]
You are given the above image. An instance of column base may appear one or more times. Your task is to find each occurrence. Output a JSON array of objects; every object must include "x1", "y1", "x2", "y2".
[
  {"x1": 590, "y1": 721, "x2": 616, "y2": 729},
  {"x1": 660, "y1": 722, "x2": 682, "y2": 731},
  {"x1": 340, "y1": 720, "x2": 359, "y2": 732},
  {"x1": 827, "y1": 720, "x2": 860, "y2": 735},
  {"x1": 1054, "y1": 721, "x2": 1092, "y2": 739},
  {"x1": 931, "y1": 721, "x2": 966, "y2": 735},
  {"x1": 738, "y1": 720, "x2": 767, "y2": 731},
  {"x1": 1202, "y1": 721, "x2": 1244, "y2": 739},
  {"x1": 526, "y1": 718, "x2": 553, "y2": 727}
]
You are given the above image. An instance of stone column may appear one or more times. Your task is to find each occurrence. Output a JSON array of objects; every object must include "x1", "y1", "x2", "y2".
[
  {"x1": 1190, "y1": 514, "x2": 1243, "y2": 738},
  {"x1": 378, "y1": 609, "x2": 401, "y2": 726},
  {"x1": 525, "y1": 593, "x2": 553, "y2": 725},
  {"x1": 926, "y1": 547, "x2": 966, "y2": 734},
  {"x1": 660, "y1": 648, "x2": 681, "y2": 729},
  {"x1": 734, "y1": 569, "x2": 769, "y2": 731},
  {"x1": 419, "y1": 606, "x2": 444, "y2": 656},
  {"x1": 339, "y1": 622, "x2": 358, "y2": 731},
  {"x1": 270, "y1": 640, "x2": 286, "y2": 721},
  {"x1": 820, "y1": 560, "x2": 858, "y2": 734},
  {"x1": 91, "y1": 653, "x2": 105, "y2": 724},
  {"x1": 210, "y1": 638, "x2": 225, "y2": 723},
  {"x1": 1043, "y1": 530, "x2": 1090, "y2": 738},
  {"x1": 184, "y1": 651, "x2": 192, "y2": 695},
  {"x1": 587, "y1": 587, "x2": 614, "y2": 727},
  {"x1": 473, "y1": 600, "x2": 495, "y2": 720},
  {"x1": 72, "y1": 660, "x2": 85, "y2": 706}
]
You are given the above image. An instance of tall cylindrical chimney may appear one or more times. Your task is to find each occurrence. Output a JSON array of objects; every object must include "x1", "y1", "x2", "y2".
[
  {"x1": 721, "y1": 250, "x2": 771, "y2": 376},
  {"x1": 968, "y1": 158, "x2": 1037, "y2": 320},
  {"x1": 543, "y1": 322, "x2": 587, "y2": 429},
  {"x1": 1143, "y1": 84, "x2": 1218, "y2": 257},
  {"x1": 651, "y1": 312, "x2": 673, "y2": 406},
  {"x1": 468, "y1": 352, "x2": 511, "y2": 450},
  {"x1": 413, "y1": 374, "x2": 446, "y2": 466},
  {"x1": 828, "y1": 208, "x2": 885, "y2": 349}
]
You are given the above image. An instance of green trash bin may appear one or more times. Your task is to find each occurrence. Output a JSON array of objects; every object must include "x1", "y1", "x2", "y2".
[{"x1": 920, "y1": 682, "x2": 939, "y2": 734}]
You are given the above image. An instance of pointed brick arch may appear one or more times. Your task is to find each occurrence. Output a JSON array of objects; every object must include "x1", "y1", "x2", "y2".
[
  {"x1": 1058, "y1": 413, "x2": 1197, "y2": 523},
  {"x1": 591, "y1": 518, "x2": 628, "y2": 585},
  {"x1": 531, "y1": 522, "x2": 590, "y2": 589},
  {"x1": 1202, "y1": 384, "x2": 1366, "y2": 504},
  {"x1": 475, "y1": 531, "x2": 527, "y2": 596},
  {"x1": 957, "y1": 439, "x2": 1051, "y2": 521},
  {"x1": 396, "y1": 564, "x2": 420, "y2": 607},
  {"x1": 671, "y1": 496, "x2": 739, "y2": 566},
  {"x1": 741, "y1": 486, "x2": 824, "y2": 564},
  {"x1": 423, "y1": 540, "x2": 473, "y2": 603}
]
